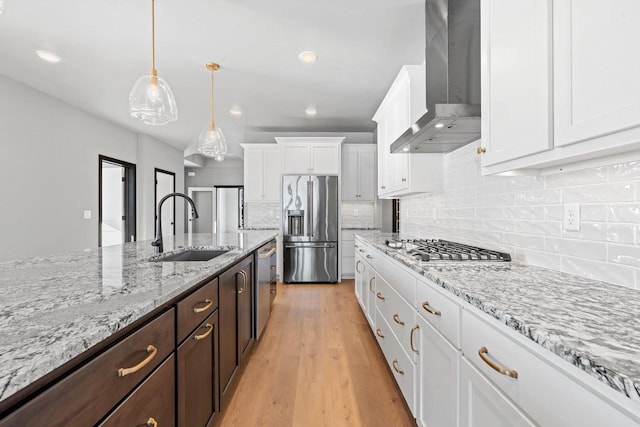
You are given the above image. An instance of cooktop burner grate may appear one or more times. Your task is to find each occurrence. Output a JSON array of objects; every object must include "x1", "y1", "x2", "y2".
[{"x1": 385, "y1": 239, "x2": 511, "y2": 262}]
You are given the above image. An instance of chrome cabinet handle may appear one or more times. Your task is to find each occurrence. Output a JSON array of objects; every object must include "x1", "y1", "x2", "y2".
[
  {"x1": 118, "y1": 345, "x2": 158, "y2": 377},
  {"x1": 194, "y1": 323, "x2": 213, "y2": 341},
  {"x1": 376, "y1": 292, "x2": 385, "y2": 301},
  {"x1": 410, "y1": 325, "x2": 419, "y2": 354},
  {"x1": 478, "y1": 346, "x2": 518, "y2": 379},
  {"x1": 477, "y1": 146, "x2": 487, "y2": 154},
  {"x1": 422, "y1": 301, "x2": 442, "y2": 316},
  {"x1": 366, "y1": 255, "x2": 373, "y2": 259},
  {"x1": 193, "y1": 298, "x2": 213, "y2": 314},
  {"x1": 369, "y1": 277, "x2": 375, "y2": 293},
  {"x1": 392, "y1": 359, "x2": 404, "y2": 375},
  {"x1": 355, "y1": 260, "x2": 363, "y2": 273},
  {"x1": 376, "y1": 329, "x2": 385, "y2": 338},
  {"x1": 392, "y1": 313, "x2": 405, "y2": 326}
]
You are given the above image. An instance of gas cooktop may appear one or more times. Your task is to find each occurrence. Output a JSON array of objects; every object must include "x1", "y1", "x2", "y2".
[{"x1": 385, "y1": 239, "x2": 511, "y2": 262}]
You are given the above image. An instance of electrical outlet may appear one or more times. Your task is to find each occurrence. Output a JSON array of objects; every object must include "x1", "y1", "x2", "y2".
[
  {"x1": 83, "y1": 210, "x2": 92, "y2": 219},
  {"x1": 432, "y1": 208, "x2": 437, "y2": 222},
  {"x1": 563, "y1": 203, "x2": 580, "y2": 231}
]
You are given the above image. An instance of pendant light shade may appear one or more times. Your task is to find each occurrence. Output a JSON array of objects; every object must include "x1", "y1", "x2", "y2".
[
  {"x1": 197, "y1": 63, "x2": 227, "y2": 158},
  {"x1": 129, "y1": 0, "x2": 178, "y2": 126}
]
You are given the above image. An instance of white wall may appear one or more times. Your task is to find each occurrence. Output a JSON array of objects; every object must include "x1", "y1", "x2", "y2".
[
  {"x1": 0, "y1": 75, "x2": 184, "y2": 261},
  {"x1": 401, "y1": 142, "x2": 640, "y2": 289},
  {"x1": 184, "y1": 159, "x2": 244, "y2": 188}
]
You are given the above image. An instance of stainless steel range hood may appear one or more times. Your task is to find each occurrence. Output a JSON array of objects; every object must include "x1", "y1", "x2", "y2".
[{"x1": 390, "y1": 0, "x2": 481, "y2": 154}]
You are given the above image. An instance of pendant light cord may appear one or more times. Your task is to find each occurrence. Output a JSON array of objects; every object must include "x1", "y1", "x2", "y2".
[
  {"x1": 151, "y1": 0, "x2": 156, "y2": 75},
  {"x1": 210, "y1": 69, "x2": 215, "y2": 130}
]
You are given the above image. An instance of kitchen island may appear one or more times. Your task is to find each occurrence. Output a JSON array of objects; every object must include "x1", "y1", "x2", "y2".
[
  {"x1": 0, "y1": 230, "x2": 277, "y2": 419},
  {"x1": 355, "y1": 231, "x2": 640, "y2": 426}
]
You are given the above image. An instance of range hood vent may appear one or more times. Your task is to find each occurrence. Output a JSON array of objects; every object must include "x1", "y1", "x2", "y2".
[{"x1": 390, "y1": 0, "x2": 481, "y2": 154}]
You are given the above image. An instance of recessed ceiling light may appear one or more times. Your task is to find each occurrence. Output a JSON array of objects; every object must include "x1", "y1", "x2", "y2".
[
  {"x1": 298, "y1": 50, "x2": 318, "y2": 63},
  {"x1": 305, "y1": 106, "x2": 317, "y2": 116},
  {"x1": 435, "y1": 123, "x2": 444, "y2": 129},
  {"x1": 36, "y1": 50, "x2": 61, "y2": 63},
  {"x1": 230, "y1": 107, "x2": 242, "y2": 116}
]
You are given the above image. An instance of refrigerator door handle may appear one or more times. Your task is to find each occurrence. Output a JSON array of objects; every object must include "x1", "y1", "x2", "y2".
[
  {"x1": 285, "y1": 243, "x2": 336, "y2": 249},
  {"x1": 307, "y1": 179, "x2": 314, "y2": 237}
]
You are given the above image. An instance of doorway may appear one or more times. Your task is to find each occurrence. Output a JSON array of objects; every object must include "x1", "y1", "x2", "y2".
[
  {"x1": 99, "y1": 156, "x2": 136, "y2": 247},
  {"x1": 155, "y1": 168, "x2": 176, "y2": 238},
  {"x1": 187, "y1": 187, "x2": 216, "y2": 233}
]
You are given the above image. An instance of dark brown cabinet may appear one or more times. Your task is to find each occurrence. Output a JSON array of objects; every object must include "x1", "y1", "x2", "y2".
[
  {"x1": 177, "y1": 310, "x2": 219, "y2": 427},
  {"x1": 219, "y1": 255, "x2": 254, "y2": 407},
  {"x1": 99, "y1": 355, "x2": 175, "y2": 427}
]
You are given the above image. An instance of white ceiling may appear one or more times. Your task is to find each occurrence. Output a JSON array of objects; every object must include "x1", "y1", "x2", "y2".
[{"x1": 0, "y1": 0, "x2": 425, "y2": 158}]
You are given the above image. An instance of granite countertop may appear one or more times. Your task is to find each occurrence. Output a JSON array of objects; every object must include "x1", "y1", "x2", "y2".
[
  {"x1": 0, "y1": 231, "x2": 277, "y2": 404},
  {"x1": 355, "y1": 232, "x2": 640, "y2": 403}
]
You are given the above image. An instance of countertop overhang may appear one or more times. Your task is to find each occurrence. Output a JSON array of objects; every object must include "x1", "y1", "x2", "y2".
[{"x1": 0, "y1": 231, "x2": 277, "y2": 406}]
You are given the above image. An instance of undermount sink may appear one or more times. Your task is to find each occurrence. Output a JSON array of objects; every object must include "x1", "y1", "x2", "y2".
[{"x1": 150, "y1": 249, "x2": 229, "y2": 262}]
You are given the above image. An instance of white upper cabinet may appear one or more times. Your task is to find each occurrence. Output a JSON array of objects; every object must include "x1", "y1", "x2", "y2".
[
  {"x1": 554, "y1": 0, "x2": 640, "y2": 147},
  {"x1": 276, "y1": 137, "x2": 343, "y2": 175},
  {"x1": 241, "y1": 144, "x2": 281, "y2": 202},
  {"x1": 480, "y1": 0, "x2": 553, "y2": 166},
  {"x1": 342, "y1": 144, "x2": 376, "y2": 201},
  {"x1": 373, "y1": 65, "x2": 443, "y2": 198},
  {"x1": 480, "y1": 0, "x2": 640, "y2": 174}
]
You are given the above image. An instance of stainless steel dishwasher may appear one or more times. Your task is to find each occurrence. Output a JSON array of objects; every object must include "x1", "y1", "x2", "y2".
[{"x1": 256, "y1": 240, "x2": 276, "y2": 339}]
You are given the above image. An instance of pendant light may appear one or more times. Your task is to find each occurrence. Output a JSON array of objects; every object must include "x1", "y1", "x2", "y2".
[
  {"x1": 197, "y1": 63, "x2": 227, "y2": 158},
  {"x1": 129, "y1": 0, "x2": 178, "y2": 126}
]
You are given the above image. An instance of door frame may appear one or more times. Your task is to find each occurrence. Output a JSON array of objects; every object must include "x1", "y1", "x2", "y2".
[
  {"x1": 154, "y1": 168, "x2": 176, "y2": 237},
  {"x1": 187, "y1": 187, "x2": 216, "y2": 234},
  {"x1": 98, "y1": 155, "x2": 137, "y2": 247}
]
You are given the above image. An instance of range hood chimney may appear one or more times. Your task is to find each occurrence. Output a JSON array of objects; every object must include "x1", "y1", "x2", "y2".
[{"x1": 390, "y1": 0, "x2": 481, "y2": 154}]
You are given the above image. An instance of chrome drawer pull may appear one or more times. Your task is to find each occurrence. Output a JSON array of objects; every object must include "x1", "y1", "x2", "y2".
[
  {"x1": 422, "y1": 301, "x2": 442, "y2": 317},
  {"x1": 118, "y1": 345, "x2": 158, "y2": 377},
  {"x1": 392, "y1": 359, "x2": 404, "y2": 375},
  {"x1": 193, "y1": 298, "x2": 213, "y2": 314},
  {"x1": 478, "y1": 346, "x2": 518, "y2": 379},
  {"x1": 355, "y1": 260, "x2": 363, "y2": 273},
  {"x1": 366, "y1": 255, "x2": 373, "y2": 259},
  {"x1": 392, "y1": 313, "x2": 405, "y2": 326},
  {"x1": 369, "y1": 277, "x2": 375, "y2": 293},
  {"x1": 376, "y1": 329, "x2": 385, "y2": 338},
  {"x1": 376, "y1": 292, "x2": 385, "y2": 301}
]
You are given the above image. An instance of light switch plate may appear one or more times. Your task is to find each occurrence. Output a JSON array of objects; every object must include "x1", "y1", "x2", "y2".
[
  {"x1": 84, "y1": 210, "x2": 92, "y2": 219},
  {"x1": 187, "y1": 171, "x2": 196, "y2": 177},
  {"x1": 563, "y1": 203, "x2": 580, "y2": 231}
]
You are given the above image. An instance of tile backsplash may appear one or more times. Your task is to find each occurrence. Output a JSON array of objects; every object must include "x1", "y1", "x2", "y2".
[
  {"x1": 401, "y1": 143, "x2": 640, "y2": 289},
  {"x1": 245, "y1": 201, "x2": 280, "y2": 228},
  {"x1": 341, "y1": 201, "x2": 375, "y2": 228}
]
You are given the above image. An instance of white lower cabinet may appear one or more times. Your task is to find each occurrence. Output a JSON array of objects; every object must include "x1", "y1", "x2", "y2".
[
  {"x1": 460, "y1": 357, "x2": 536, "y2": 427},
  {"x1": 354, "y1": 237, "x2": 640, "y2": 427},
  {"x1": 416, "y1": 315, "x2": 459, "y2": 427}
]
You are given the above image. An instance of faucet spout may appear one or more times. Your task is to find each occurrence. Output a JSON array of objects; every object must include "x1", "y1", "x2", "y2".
[{"x1": 152, "y1": 192, "x2": 199, "y2": 253}]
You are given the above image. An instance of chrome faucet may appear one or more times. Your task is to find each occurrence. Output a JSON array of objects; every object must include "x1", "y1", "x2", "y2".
[{"x1": 152, "y1": 192, "x2": 199, "y2": 253}]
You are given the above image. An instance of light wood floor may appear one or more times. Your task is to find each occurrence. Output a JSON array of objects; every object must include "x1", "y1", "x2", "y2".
[{"x1": 220, "y1": 280, "x2": 416, "y2": 427}]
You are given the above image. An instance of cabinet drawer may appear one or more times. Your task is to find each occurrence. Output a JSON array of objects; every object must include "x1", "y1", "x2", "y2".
[
  {"x1": 0, "y1": 309, "x2": 175, "y2": 427},
  {"x1": 416, "y1": 277, "x2": 461, "y2": 348},
  {"x1": 177, "y1": 277, "x2": 219, "y2": 343},
  {"x1": 375, "y1": 275, "x2": 417, "y2": 361},
  {"x1": 461, "y1": 310, "x2": 640, "y2": 427},
  {"x1": 99, "y1": 354, "x2": 175, "y2": 426},
  {"x1": 367, "y1": 246, "x2": 416, "y2": 307},
  {"x1": 375, "y1": 307, "x2": 416, "y2": 415}
]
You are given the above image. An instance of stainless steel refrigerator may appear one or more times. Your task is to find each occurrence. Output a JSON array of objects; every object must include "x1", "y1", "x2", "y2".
[{"x1": 282, "y1": 175, "x2": 338, "y2": 283}]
